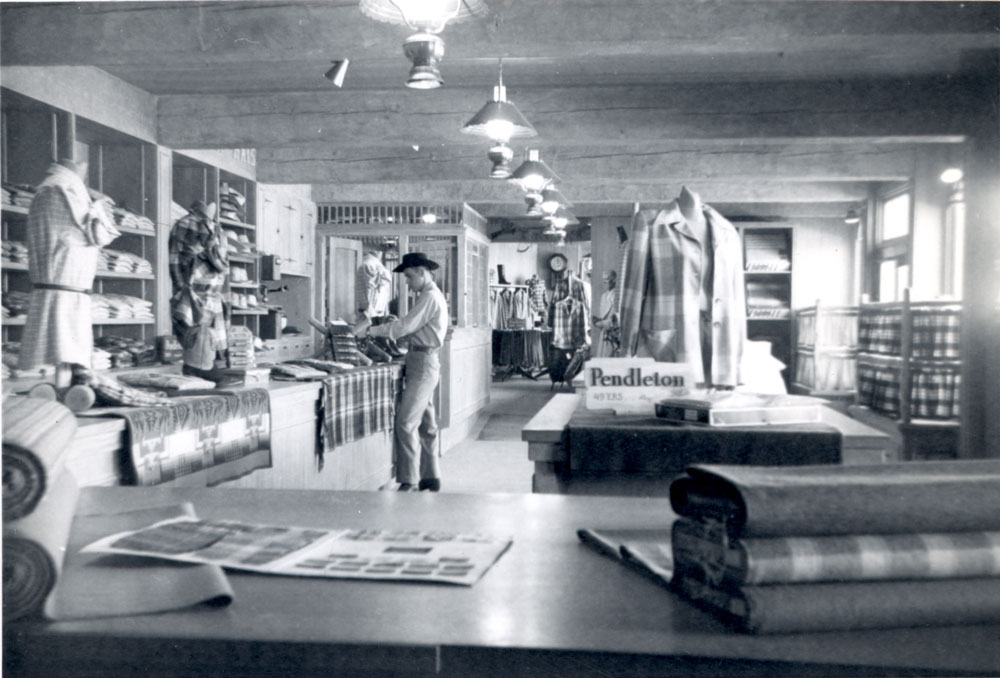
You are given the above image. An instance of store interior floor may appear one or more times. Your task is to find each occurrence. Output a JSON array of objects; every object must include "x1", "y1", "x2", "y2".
[{"x1": 437, "y1": 376, "x2": 566, "y2": 494}]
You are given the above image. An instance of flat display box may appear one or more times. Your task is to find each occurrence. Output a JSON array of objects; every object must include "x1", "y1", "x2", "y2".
[{"x1": 222, "y1": 367, "x2": 271, "y2": 386}]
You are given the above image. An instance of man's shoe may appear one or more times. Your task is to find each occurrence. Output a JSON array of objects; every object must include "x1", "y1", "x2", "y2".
[
  {"x1": 398, "y1": 483, "x2": 416, "y2": 492},
  {"x1": 418, "y1": 478, "x2": 441, "y2": 492}
]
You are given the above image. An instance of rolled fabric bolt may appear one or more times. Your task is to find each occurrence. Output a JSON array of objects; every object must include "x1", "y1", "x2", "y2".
[
  {"x1": 2, "y1": 397, "x2": 77, "y2": 521},
  {"x1": 26, "y1": 383, "x2": 58, "y2": 402},
  {"x1": 61, "y1": 384, "x2": 96, "y2": 412}
]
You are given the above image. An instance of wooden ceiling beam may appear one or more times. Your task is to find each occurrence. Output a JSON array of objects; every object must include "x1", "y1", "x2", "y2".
[
  {"x1": 3, "y1": 1, "x2": 993, "y2": 71},
  {"x1": 257, "y1": 140, "x2": 926, "y2": 184},
  {"x1": 309, "y1": 179, "x2": 870, "y2": 205},
  {"x1": 158, "y1": 77, "x2": 981, "y2": 149}
]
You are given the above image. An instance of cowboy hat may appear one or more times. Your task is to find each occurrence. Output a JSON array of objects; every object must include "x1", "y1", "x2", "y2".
[{"x1": 393, "y1": 252, "x2": 440, "y2": 272}]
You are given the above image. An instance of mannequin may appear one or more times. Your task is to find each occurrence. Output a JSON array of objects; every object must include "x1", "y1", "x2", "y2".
[
  {"x1": 592, "y1": 270, "x2": 620, "y2": 357},
  {"x1": 169, "y1": 200, "x2": 229, "y2": 380},
  {"x1": 18, "y1": 158, "x2": 120, "y2": 386},
  {"x1": 619, "y1": 185, "x2": 746, "y2": 387}
]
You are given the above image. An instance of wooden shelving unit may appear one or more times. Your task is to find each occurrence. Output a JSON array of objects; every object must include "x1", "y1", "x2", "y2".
[{"x1": 740, "y1": 226, "x2": 794, "y2": 387}]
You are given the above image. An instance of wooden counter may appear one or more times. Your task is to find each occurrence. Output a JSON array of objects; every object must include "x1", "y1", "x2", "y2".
[
  {"x1": 523, "y1": 394, "x2": 896, "y2": 496},
  {"x1": 62, "y1": 373, "x2": 399, "y2": 492},
  {"x1": 5, "y1": 486, "x2": 997, "y2": 677}
]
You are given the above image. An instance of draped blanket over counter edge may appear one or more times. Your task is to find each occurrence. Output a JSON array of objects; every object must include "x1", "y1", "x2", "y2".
[
  {"x1": 116, "y1": 389, "x2": 271, "y2": 486},
  {"x1": 566, "y1": 408, "x2": 841, "y2": 476},
  {"x1": 318, "y1": 364, "x2": 400, "y2": 470}
]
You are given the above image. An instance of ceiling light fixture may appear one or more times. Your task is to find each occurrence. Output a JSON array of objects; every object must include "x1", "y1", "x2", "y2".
[
  {"x1": 540, "y1": 187, "x2": 572, "y2": 216},
  {"x1": 844, "y1": 207, "x2": 861, "y2": 225},
  {"x1": 940, "y1": 167, "x2": 964, "y2": 184},
  {"x1": 359, "y1": 0, "x2": 488, "y2": 89},
  {"x1": 462, "y1": 59, "x2": 536, "y2": 177},
  {"x1": 509, "y1": 149, "x2": 560, "y2": 193},
  {"x1": 324, "y1": 59, "x2": 350, "y2": 87}
]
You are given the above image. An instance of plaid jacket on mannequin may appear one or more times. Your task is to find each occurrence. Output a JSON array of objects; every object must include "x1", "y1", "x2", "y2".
[{"x1": 620, "y1": 202, "x2": 746, "y2": 386}]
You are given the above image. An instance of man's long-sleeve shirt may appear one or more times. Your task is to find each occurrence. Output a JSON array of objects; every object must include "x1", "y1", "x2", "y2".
[{"x1": 369, "y1": 280, "x2": 448, "y2": 349}]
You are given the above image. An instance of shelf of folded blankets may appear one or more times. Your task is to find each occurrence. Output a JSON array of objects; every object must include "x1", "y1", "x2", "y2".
[
  {"x1": 95, "y1": 270, "x2": 154, "y2": 280},
  {"x1": 220, "y1": 216, "x2": 256, "y2": 231},
  {"x1": 3, "y1": 316, "x2": 26, "y2": 326},
  {"x1": 232, "y1": 308, "x2": 268, "y2": 315},
  {"x1": 2, "y1": 261, "x2": 28, "y2": 271}
]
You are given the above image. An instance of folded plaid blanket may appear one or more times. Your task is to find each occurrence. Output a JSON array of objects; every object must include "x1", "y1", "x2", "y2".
[{"x1": 317, "y1": 365, "x2": 400, "y2": 470}]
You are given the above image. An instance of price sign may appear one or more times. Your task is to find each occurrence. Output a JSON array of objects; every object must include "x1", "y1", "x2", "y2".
[{"x1": 583, "y1": 358, "x2": 693, "y2": 415}]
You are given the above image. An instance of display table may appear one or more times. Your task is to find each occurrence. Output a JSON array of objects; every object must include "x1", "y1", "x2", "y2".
[
  {"x1": 524, "y1": 394, "x2": 896, "y2": 496},
  {"x1": 5, "y1": 486, "x2": 997, "y2": 677}
]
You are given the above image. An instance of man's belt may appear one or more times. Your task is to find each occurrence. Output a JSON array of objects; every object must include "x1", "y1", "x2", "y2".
[{"x1": 33, "y1": 283, "x2": 91, "y2": 295}]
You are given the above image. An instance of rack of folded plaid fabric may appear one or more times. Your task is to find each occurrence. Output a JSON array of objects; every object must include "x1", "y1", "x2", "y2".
[
  {"x1": 2, "y1": 182, "x2": 36, "y2": 209},
  {"x1": 668, "y1": 461, "x2": 1000, "y2": 634},
  {"x1": 90, "y1": 293, "x2": 154, "y2": 322},
  {"x1": 97, "y1": 249, "x2": 154, "y2": 276}
]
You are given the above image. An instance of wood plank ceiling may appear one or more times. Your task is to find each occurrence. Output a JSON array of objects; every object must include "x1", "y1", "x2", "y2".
[{"x1": 2, "y1": 1, "x2": 998, "y2": 234}]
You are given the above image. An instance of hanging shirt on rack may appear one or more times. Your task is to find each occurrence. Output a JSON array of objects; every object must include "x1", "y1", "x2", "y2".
[
  {"x1": 355, "y1": 251, "x2": 392, "y2": 318},
  {"x1": 548, "y1": 272, "x2": 590, "y2": 350},
  {"x1": 527, "y1": 275, "x2": 548, "y2": 314}
]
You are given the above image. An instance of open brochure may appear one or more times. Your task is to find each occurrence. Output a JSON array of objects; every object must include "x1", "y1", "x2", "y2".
[{"x1": 83, "y1": 516, "x2": 513, "y2": 586}]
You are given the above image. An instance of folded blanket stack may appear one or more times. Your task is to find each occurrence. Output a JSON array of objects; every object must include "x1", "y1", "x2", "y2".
[
  {"x1": 227, "y1": 325, "x2": 256, "y2": 368},
  {"x1": 2, "y1": 240, "x2": 28, "y2": 266},
  {"x1": 97, "y1": 249, "x2": 154, "y2": 276},
  {"x1": 91, "y1": 293, "x2": 154, "y2": 322},
  {"x1": 2, "y1": 182, "x2": 36, "y2": 209},
  {"x1": 111, "y1": 206, "x2": 155, "y2": 233},
  {"x1": 3, "y1": 291, "x2": 30, "y2": 319},
  {"x1": 668, "y1": 461, "x2": 1000, "y2": 633}
]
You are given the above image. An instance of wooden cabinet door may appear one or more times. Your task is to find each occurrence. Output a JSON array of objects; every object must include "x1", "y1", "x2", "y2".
[{"x1": 323, "y1": 236, "x2": 363, "y2": 322}]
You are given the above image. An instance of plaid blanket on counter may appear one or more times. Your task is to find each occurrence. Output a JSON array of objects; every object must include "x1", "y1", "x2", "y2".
[
  {"x1": 116, "y1": 389, "x2": 271, "y2": 486},
  {"x1": 317, "y1": 364, "x2": 401, "y2": 470}
]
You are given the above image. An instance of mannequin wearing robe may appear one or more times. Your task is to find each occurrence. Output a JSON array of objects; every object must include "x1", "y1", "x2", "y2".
[{"x1": 18, "y1": 159, "x2": 120, "y2": 372}]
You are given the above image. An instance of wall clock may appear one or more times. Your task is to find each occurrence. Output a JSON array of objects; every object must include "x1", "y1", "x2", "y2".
[{"x1": 548, "y1": 253, "x2": 568, "y2": 273}]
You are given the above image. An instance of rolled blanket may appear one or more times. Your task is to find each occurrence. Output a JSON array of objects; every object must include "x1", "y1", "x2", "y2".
[
  {"x1": 2, "y1": 397, "x2": 78, "y2": 521},
  {"x1": 670, "y1": 460, "x2": 1000, "y2": 538},
  {"x1": 3, "y1": 470, "x2": 79, "y2": 621}
]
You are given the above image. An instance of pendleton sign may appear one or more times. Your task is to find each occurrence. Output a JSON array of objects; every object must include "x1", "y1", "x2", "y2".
[{"x1": 584, "y1": 358, "x2": 694, "y2": 415}]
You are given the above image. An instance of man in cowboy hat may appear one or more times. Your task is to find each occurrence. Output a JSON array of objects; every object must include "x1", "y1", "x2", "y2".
[{"x1": 353, "y1": 252, "x2": 449, "y2": 491}]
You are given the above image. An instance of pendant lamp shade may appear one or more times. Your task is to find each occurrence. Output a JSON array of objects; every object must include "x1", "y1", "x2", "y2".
[
  {"x1": 543, "y1": 205, "x2": 578, "y2": 229},
  {"x1": 463, "y1": 97, "x2": 536, "y2": 142},
  {"x1": 509, "y1": 149, "x2": 560, "y2": 193},
  {"x1": 540, "y1": 187, "x2": 572, "y2": 215},
  {"x1": 359, "y1": 0, "x2": 487, "y2": 33}
]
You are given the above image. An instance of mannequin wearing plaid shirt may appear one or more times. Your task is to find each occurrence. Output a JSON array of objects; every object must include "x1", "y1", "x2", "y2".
[
  {"x1": 169, "y1": 201, "x2": 229, "y2": 375},
  {"x1": 620, "y1": 187, "x2": 746, "y2": 387}
]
